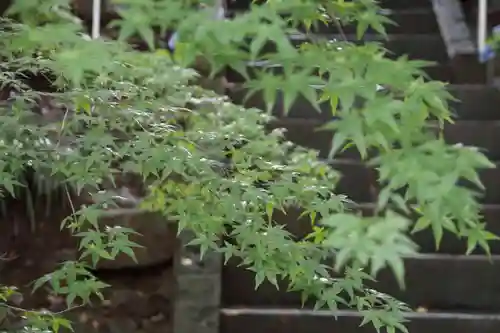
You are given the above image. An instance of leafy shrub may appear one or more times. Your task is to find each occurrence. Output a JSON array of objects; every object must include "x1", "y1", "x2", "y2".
[{"x1": 0, "y1": 0, "x2": 496, "y2": 333}]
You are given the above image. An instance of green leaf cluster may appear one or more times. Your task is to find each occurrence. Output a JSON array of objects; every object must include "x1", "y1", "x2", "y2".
[{"x1": 0, "y1": 0, "x2": 496, "y2": 333}]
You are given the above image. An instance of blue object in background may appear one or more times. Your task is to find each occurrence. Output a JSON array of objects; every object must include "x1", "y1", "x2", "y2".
[
  {"x1": 480, "y1": 44, "x2": 495, "y2": 62},
  {"x1": 168, "y1": 31, "x2": 178, "y2": 52},
  {"x1": 481, "y1": 24, "x2": 500, "y2": 62}
]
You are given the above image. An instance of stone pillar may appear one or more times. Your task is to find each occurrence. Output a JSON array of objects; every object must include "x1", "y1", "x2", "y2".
[{"x1": 173, "y1": 231, "x2": 222, "y2": 333}]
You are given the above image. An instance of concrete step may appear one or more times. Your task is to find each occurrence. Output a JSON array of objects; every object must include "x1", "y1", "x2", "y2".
[
  {"x1": 310, "y1": 9, "x2": 438, "y2": 35},
  {"x1": 325, "y1": 159, "x2": 500, "y2": 204},
  {"x1": 221, "y1": 308, "x2": 500, "y2": 333},
  {"x1": 273, "y1": 204, "x2": 500, "y2": 255},
  {"x1": 266, "y1": 118, "x2": 500, "y2": 162},
  {"x1": 229, "y1": 85, "x2": 500, "y2": 122},
  {"x1": 226, "y1": 9, "x2": 438, "y2": 35},
  {"x1": 226, "y1": 0, "x2": 432, "y2": 11},
  {"x1": 379, "y1": 0, "x2": 432, "y2": 10},
  {"x1": 226, "y1": 62, "x2": 454, "y2": 84},
  {"x1": 433, "y1": 0, "x2": 488, "y2": 84},
  {"x1": 256, "y1": 34, "x2": 447, "y2": 63},
  {"x1": 222, "y1": 255, "x2": 500, "y2": 310},
  {"x1": 330, "y1": 160, "x2": 377, "y2": 203},
  {"x1": 268, "y1": 118, "x2": 500, "y2": 160},
  {"x1": 268, "y1": 119, "x2": 500, "y2": 161}
]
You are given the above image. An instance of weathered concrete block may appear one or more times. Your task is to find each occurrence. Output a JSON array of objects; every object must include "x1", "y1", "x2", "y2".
[
  {"x1": 173, "y1": 230, "x2": 222, "y2": 333},
  {"x1": 174, "y1": 301, "x2": 220, "y2": 333},
  {"x1": 222, "y1": 254, "x2": 500, "y2": 310},
  {"x1": 220, "y1": 308, "x2": 500, "y2": 333},
  {"x1": 94, "y1": 208, "x2": 178, "y2": 270}
]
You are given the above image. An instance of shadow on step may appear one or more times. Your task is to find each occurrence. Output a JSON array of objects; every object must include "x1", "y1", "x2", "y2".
[
  {"x1": 220, "y1": 308, "x2": 500, "y2": 333},
  {"x1": 222, "y1": 254, "x2": 500, "y2": 312}
]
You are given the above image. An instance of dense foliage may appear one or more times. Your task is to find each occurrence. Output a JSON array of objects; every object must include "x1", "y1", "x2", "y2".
[{"x1": 0, "y1": 0, "x2": 496, "y2": 332}]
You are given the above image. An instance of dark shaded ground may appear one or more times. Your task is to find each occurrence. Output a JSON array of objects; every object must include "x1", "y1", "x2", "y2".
[{"x1": 0, "y1": 199, "x2": 175, "y2": 333}]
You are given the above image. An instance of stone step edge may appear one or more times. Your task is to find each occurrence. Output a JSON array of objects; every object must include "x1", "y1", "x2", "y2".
[
  {"x1": 230, "y1": 82, "x2": 495, "y2": 91},
  {"x1": 221, "y1": 307, "x2": 500, "y2": 320},
  {"x1": 267, "y1": 115, "x2": 500, "y2": 127},
  {"x1": 351, "y1": 202, "x2": 500, "y2": 212},
  {"x1": 227, "y1": 83, "x2": 500, "y2": 101},
  {"x1": 431, "y1": 0, "x2": 487, "y2": 83},
  {"x1": 271, "y1": 32, "x2": 442, "y2": 41},
  {"x1": 227, "y1": 8, "x2": 435, "y2": 16},
  {"x1": 320, "y1": 158, "x2": 500, "y2": 165}
]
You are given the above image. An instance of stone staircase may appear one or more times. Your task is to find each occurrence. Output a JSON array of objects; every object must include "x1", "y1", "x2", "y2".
[{"x1": 218, "y1": 0, "x2": 500, "y2": 332}]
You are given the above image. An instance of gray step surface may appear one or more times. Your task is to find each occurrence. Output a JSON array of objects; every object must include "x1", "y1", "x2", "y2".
[
  {"x1": 229, "y1": 85, "x2": 500, "y2": 121},
  {"x1": 256, "y1": 34, "x2": 447, "y2": 63},
  {"x1": 266, "y1": 118, "x2": 500, "y2": 161},
  {"x1": 226, "y1": 62, "x2": 454, "y2": 84},
  {"x1": 222, "y1": 255, "x2": 500, "y2": 310},
  {"x1": 221, "y1": 308, "x2": 500, "y2": 333},
  {"x1": 273, "y1": 204, "x2": 500, "y2": 255},
  {"x1": 226, "y1": 9, "x2": 438, "y2": 35},
  {"x1": 330, "y1": 160, "x2": 377, "y2": 203},
  {"x1": 226, "y1": 0, "x2": 432, "y2": 11},
  {"x1": 308, "y1": 9, "x2": 438, "y2": 35},
  {"x1": 379, "y1": 0, "x2": 432, "y2": 10},
  {"x1": 433, "y1": 0, "x2": 488, "y2": 84},
  {"x1": 327, "y1": 159, "x2": 499, "y2": 204}
]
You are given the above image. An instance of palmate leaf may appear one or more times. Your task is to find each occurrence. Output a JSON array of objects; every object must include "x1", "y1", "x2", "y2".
[{"x1": 0, "y1": 1, "x2": 496, "y2": 333}]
